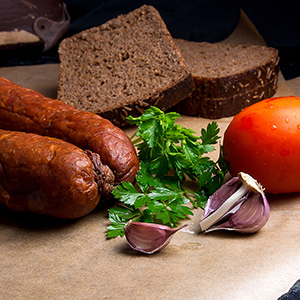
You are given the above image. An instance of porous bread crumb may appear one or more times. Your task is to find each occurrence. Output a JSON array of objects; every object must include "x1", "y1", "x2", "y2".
[
  {"x1": 58, "y1": 5, "x2": 193, "y2": 126},
  {"x1": 173, "y1": 39, "x2": 280, "y2": 119},
  {"x1": 174, "y1": 40, "x2": 278, "y2": 78}
]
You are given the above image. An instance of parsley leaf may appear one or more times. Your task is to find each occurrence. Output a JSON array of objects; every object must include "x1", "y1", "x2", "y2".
[
  {"x1": 106, "y1": 206, "x2": 140, "y2": 238},
  {"x1": 107, "y1": 107, "x2": 228, "y2": 237}
]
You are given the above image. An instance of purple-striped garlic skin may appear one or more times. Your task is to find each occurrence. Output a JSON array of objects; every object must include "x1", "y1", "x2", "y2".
[
  {"x1": 200, "y1": 173, "x2": 270, "y2": 233},
  {"x1": 125, "y1": 220, "x2": 188, "y2": 254}
]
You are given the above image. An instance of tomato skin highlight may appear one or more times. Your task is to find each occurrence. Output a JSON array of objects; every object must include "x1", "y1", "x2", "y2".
[{"x1": 223, "y1": 96, "x2": 300, "y2": 194}]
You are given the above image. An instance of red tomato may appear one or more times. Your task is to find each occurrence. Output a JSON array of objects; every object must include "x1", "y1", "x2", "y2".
[{"x1": 223, "y1": 96, "x2": 300, "y2": 194}]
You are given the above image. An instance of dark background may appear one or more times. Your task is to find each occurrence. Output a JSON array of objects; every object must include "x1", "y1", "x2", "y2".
[{"x1": 1, "y1": 0, "x2": 300, "y2": 80}]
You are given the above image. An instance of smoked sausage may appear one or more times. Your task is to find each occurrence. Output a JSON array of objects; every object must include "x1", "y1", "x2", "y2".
[
  {"x1": 0, "y1": 129, "x2": 114, "y2": 218},
  {"x1": 0, "y1": 77, "x2": 139, "y2": 185}
]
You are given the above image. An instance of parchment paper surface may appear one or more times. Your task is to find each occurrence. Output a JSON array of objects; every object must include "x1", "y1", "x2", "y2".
[{"x1": 1, "y1": 10, "x2": 300, "y2": 300}]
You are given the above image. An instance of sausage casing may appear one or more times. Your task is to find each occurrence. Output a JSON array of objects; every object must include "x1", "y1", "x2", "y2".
[
  {"x1": 0, "y1": 129, "x2": 114, "y2": 218},
  {"x1": 0, "y1": 77, "x2": 139, "y2": 185}
]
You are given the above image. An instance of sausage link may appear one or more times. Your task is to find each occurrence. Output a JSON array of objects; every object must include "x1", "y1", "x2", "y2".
[
  {"x1": 0, "y1": 129, "x2": 114, "y2": 218},
  {"x1": 0, "y1": 77, "x2": 139, "y2": 185}
]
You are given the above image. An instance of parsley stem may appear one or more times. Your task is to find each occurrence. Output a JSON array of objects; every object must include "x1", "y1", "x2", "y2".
[
  {"x1": 181, "y1": 186, "x2": 197, "y2": 207},
  {"x1": 132, "y1": 214, "x2": 143, "y2": 223},
  {"x1": 131, "y1": 136, "x2": 143, "y2": 145}
]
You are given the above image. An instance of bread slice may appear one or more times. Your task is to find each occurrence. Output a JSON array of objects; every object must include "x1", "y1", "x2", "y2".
[
  {"x1": 57, "y1": 5, "x2": 193, "y2": 126},
  {"x1": 173, "y1": 39, "x2": 280, "y2": 119}
]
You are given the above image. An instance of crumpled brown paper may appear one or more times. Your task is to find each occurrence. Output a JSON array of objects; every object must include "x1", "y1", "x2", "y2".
[{"x1": 1, "y1": 10, "x2": 300, "y2": 300}]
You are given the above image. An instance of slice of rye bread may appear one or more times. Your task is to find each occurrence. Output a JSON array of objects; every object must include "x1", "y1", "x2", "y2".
[
  {"x1": 57, "y1": 5, "x2": 193, "y2": 127},
  {"x1": 173, "y1": 39, "x2": 280, "y2": 119}
]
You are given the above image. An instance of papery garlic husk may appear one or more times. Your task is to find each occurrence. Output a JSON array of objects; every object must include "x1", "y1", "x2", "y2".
[
  {"x1": 125, "y1": 220, "x2": 188, "y2": 254},
  {"x1": 200, "y1": 172, "x2": 270, "y2": 233}
]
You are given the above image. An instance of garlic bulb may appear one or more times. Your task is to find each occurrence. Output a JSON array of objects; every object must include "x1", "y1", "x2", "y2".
[
  {"x1": 200, "y1": 172, "x2": 270, "y2": 233},
  {"x1": 125, "y1": 220, "x2": 188, "y2": 254}
]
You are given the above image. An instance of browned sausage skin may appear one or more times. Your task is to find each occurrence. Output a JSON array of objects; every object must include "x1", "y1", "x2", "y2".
[
  {"x1": 0, "y1": 129, "x2": 114, "y2": 218},
  {"x1": 0, "y1": 77, "x2": 139, "y2": 185}
]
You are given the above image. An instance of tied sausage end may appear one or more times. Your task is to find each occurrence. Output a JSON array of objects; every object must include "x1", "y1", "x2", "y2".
[{"x1": 84, "y1": 150, "x2": 115, "y2": 196}]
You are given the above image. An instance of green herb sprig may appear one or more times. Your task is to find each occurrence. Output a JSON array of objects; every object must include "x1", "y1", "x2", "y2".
[{"x1": 107, "y1": 107, "x2": 228, "y2": 238}]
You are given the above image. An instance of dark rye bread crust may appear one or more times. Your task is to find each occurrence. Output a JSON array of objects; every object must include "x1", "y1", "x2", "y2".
[
  {"x1": 180, "y1": 77, "x2": 278, "y2": 119},
  {"x1": 57, "y1": 5, "x2": 193, "y2": 127},
  {"x1": 173, "y1": 39, "x2": 280, "y2": 119}
]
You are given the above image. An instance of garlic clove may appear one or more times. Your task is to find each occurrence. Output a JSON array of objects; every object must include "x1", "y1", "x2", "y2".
[
  {"x1": 200, "y1": 172, "x2": 270, "y2": 233},
  {"x1": 204, "y1": 192, "x2": 270, "y2": 233},
  {"x1": 124, "y1": 220, "x2": 188, "y2": 254}
]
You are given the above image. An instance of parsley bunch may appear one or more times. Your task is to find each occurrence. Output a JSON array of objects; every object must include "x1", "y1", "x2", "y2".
[{"x1": 107, "y1": 107, "x2": 228, "y2": 238}]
